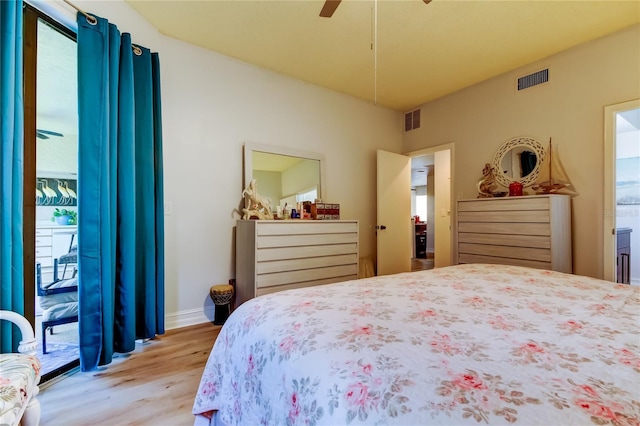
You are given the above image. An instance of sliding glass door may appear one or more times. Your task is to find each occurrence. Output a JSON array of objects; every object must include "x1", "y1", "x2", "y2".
[{"x1": 23, "y1": 4, "x2": 79, "y2": 380}]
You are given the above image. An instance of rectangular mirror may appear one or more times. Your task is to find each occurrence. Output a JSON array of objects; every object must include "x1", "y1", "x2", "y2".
[{"x1": 244, "y1": 143, "x2": 324, "y2": 210}]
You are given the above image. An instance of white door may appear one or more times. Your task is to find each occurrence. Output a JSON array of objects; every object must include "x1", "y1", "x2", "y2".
[{"x1": 377, "y1": 150, "x2": 412, "y2": 276}]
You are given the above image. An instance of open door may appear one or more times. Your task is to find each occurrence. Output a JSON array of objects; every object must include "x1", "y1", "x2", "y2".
[{"x1": 377, "y1": 150, "x2": 412, "y2": 275}]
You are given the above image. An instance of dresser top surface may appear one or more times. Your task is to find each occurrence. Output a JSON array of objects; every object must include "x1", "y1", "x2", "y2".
[
  {"x1": 458, "y1": 194, "x2": 570, "y2": 202},
  {"x1": 237, "y1": 219, "x2": 358, "y2": 224}
]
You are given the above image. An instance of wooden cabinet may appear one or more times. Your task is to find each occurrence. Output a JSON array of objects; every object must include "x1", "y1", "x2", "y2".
[
  {"x1": 457, "y1": 195, "x2": 572, "y2": 273},
  {"x1": 616, "y1": 228, "x2": 632, "y2": 284},
  {"x1": 35, "y1": 225, "x2": 77, "y2": 285},
  {"x1": 236, "y1": 220, "x2": 359, "y2": 306}
]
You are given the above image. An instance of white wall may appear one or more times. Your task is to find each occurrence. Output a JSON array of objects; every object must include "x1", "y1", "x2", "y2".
[
  {"x1": 62, "y1": 0, "x2": 403, "y2": 327},
  {"x1": 404, "y1": 25, "x2": 640, "y2": 279},
  {"x1": 433, "y1": 149, "x2": 452, "y2": 267}
]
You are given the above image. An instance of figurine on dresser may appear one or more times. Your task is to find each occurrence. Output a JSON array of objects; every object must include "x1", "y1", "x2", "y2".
[
  {"x1": 242, "y1": 179, "x2": 274, "y2": 220},
  {"x1": 476, "y1": 163, "x2": 497, "y2": 198}
]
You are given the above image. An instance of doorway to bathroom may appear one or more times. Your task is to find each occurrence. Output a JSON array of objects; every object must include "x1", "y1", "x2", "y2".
[
  {"x1": 411, "y1": 156, "x2": 433, "y2": 271},
  {"x1": 604, "y1": 99, "x2": 640, "y2": 285}
]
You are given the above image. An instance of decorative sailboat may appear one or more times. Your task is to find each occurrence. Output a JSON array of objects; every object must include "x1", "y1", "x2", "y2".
[{"x1": 532, "y1": 138, "x2": 578, "y2": 195}]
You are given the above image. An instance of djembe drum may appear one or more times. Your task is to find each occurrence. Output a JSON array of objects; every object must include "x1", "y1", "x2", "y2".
[{"x1": 209, "y1": 284, "x2": 234, "y2": 325}]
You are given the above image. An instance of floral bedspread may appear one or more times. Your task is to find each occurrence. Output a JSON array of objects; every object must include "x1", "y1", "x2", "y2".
[
  {"x1": 193, "y1": 264, "x2": 640, "y2": 425},
  {"x1": 0, "y1": 353, "x2": 41, "y2": 426}
]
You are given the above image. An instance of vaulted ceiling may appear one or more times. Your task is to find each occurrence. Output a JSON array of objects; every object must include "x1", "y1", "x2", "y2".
[{"x1": 126, "y1": 0, "x2": 640, "y2": 111}]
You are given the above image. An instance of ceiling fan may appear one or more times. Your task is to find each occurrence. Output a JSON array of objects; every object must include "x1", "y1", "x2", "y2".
[
  {"x1": 36, "y1": 129, "x2": 64, "y2": 140},
  {"x1": 320, "y1": 0, "x2": 432, "y2": 18}
]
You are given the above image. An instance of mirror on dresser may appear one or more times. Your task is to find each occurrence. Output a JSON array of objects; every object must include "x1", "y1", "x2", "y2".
[
  {"x1": 491, "y1": 137, "x2": 546, "y2": 188},
  {"x1": 243, "y1": 143, "x2": 325, "y2": 208}
]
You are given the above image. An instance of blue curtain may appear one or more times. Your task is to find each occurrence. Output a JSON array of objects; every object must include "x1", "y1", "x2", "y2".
[
  {"x1": 76, "y1": 12, "x2": 164, "y2": 371},
  {"x1": 0, "y1": 0, "x2": 24, "y2": 353}
]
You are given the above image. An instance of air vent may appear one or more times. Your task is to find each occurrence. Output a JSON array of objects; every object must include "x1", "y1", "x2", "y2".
[
  {"x1": 517, "y1": 69, "x2": 549, "y2": 91},
  {"x1": 404, "y1": 108, "x2": 421, "y2": 132}
]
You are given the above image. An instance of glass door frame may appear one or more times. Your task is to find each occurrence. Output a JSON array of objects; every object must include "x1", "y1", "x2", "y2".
[{"x1": 23, "y1": 4, "x2": 80, "y2": 381}]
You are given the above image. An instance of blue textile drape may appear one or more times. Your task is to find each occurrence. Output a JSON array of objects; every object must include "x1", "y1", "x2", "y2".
[
  {"x1": 77, "y1": 12, "x2": 164, "y2": 371},
  {"x1": 0, "y1": 0, "x2": 25, "y2": 353}
]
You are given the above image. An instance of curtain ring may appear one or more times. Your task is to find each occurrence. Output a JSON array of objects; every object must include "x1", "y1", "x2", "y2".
[
  {"x1": 86, "y1": 14, "x2": 97, "y2": 25},
  {"x1": 132, "y1": 45, "x2": 143, "y2": 56}
]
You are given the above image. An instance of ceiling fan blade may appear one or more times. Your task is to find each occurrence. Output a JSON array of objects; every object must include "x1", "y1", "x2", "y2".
[
  {"x1": 320, "y1": 0, "x2": 341, "y2": 18},
  {"x1": 36, "y1": 133, "x2": 49, "y2": 140},
  {"x1": 37, "y1": 129, "x2": 64, "y2": 137}
]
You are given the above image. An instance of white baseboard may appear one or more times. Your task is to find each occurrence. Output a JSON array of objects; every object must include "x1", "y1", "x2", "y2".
[
  {"x1": 631, "y1": 278, "x2": 640, "y2": 286},
  {"x1": 165, "y1": 306, "x2": 215, "y2": 330}
]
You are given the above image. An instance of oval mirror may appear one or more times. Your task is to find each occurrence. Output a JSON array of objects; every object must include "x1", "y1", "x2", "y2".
[{"x1": 492, "y1": 137, "x2": 546, "y2": 188}]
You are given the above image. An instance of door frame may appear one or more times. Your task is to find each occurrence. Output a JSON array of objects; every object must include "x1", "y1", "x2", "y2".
[
  {"x1": 603, "y1": 98, "x2": 640, "y2": 282},
  {"x1": 404, "y1": 142, "x2": 455, "y2": 267}
]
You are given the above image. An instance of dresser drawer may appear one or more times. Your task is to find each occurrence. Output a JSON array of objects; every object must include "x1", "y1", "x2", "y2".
[
  {"x1": 457, "y1": 222, "x2": 550, "y2": 236},
  {"x1": 36, "y1": 228, "x2": 52, "y2": 237},
  {"x1": 256, "y1": 221, "x2": 358, "y2": 236},
  {"x1": 258, "y1": 232, "x2": 358, "y2": 249},
  {"x1": 257, "y1": 264, "x2": 358, "y2": 288},
  {"x1": 458, "y1": 210, "x2": 550, "y2": 223},
  {"x1": 35, "y1": 246, "x2": 52, "y2": 258},
  {"x1": 458, "y1": 233, "x2": 551, "y2": 249},
  {"x1": 256, "y1": 275, "x2": 358, "y2": 297},
  {"x1": 459, "y1": 242, "x2": 551, "y2": 263},
  {"x1": 458, "y1": 197, "x2": 549, "y2": 212},
  {"x1": 458, "y1": 253, "x2": 551, "y2": 270},
  {"x1": 35, "y1": 235, "x2": 53, "y2": 247},
  {"x1": 257, "y1": 243, "x2": 358, "y2": 262},
  {"x1": 257, "y1": 253, "x2": 358, "y2": 274}
]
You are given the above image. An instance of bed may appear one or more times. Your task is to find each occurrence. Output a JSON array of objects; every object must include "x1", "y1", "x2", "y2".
[{"x1": 193, "y1": 264, "x2": 640, "y2": 425}]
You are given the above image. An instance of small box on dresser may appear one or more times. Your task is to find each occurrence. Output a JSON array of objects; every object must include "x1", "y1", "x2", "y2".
[
  {"x1": 456, "y1": 194, "x2": 572, "y2": 273},
  {"x1": 235, "y1": 220, "x2": 359, "y2": 306},
  {"x1": 311, "y1": 203, "x2": 340, "y2": 220}
]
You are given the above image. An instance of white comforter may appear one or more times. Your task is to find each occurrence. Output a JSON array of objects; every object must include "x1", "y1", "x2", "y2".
[{"x1": 193, "y1": 264, "x2": 640, "y2": 425}]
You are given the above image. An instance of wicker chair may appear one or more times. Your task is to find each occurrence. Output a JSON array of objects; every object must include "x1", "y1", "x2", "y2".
[{"x1": 0, "y1": 310, "x2": 41, "y2": 426}]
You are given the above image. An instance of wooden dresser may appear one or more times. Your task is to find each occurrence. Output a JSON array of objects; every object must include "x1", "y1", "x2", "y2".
[
  {"x1": 457, "y1": 195, "x2": 572, "y2": 273},
  {"x1": 235, "y1": 220, "x2": 359, "y2": 306}
]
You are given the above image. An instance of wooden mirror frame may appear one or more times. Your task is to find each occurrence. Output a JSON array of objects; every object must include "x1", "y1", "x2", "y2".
[{"x1": 492, "y1": 136, "x2": 546, "y2": 188}]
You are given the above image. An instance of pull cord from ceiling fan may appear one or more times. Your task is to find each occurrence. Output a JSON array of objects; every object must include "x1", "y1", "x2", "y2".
[{"x1": 371, "y1": 0, "x2": 378, "y2": 105}]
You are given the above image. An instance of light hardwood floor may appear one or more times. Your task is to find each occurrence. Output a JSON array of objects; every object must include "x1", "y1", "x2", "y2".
[
  {"x1": 411, "y1": 253, "x2": 434, "y2": 272},
  {"x1": 39, "y1": 322, "x2": 221, "y2": 425}
]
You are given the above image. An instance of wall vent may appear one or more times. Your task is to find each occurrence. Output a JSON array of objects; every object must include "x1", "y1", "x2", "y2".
[
  {"x1": 517, "y1": 69, "x2": 549, "y2": 91},
  {"x1": 405, "y1": 108, "x2": 421, "y2": 132}
]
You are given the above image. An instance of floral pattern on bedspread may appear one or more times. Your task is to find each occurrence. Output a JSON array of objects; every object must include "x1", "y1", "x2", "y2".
[{"x1": 193, "y1": 264, "x2": 640, "y2": 425}]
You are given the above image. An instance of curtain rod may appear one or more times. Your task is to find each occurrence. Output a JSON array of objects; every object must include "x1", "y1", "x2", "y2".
[
  {"x1": 62, "y1": 0, "x2": 96, "y2": 24},
  {"x1": 61, "y1": 0, "x2": 143, "y2": 55}
]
